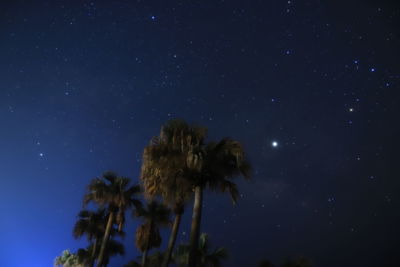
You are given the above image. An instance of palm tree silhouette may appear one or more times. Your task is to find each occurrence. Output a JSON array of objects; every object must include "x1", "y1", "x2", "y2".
[
  {"x1": 73, "y1": 209, "x2": 106, "y2": 266},
  {"x1": 135, "y1": 200, "x2": 171, "y2": 267},
  {"x1": 83, "y1": 171, "x2": 142, "y2": 267},
  {"x1": 187, "y1": 138, "x2": 251, "y2": 266}
]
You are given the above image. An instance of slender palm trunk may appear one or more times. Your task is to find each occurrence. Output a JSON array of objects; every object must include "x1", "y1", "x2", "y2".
[
  {"x1": 91, "y1": 238, "x2": 97, "y2": 267},
  {"x1": 188, "y1": 185, "x2": 203, "y2": 267},
  {"x1": 117, "y1": 210, "x2": 123, "y2": 232},
  {"x1": 141, "y1": 249, "x2": 148, "y2": 267},
  {"x1": 97, "y1": 211, "x2": 115, "y2": 267},
  {"x1": 142, "y1": 220, "x2": 153, "y2": 267},
  {"x1": 162, "y1": 212, "x2": 183, "y2": 267}
]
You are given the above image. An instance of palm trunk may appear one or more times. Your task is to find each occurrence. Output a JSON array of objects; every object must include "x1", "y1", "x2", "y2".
[
  {"x1": 188, "y1": 185, "x2": 203, "y2": 267},
  {"x1": 91, "y1": 238, "x2": 97, "y2": 267},
  {"x1": 142, "y1": 220, "x2": 153, "y2": 267},
  {"x1": 141, "y1": 249, "x2": 148, "y2": 267},
  {"x1": 117, "y1": 210, "x2": 124, "y2": 232},
  {"x1": 97, "y1": 211, "x2": 115, "y2": 267},
  {"x1": 161, "y1": 212, "x2": 183, "y2": 267},
  {"x1": 118, "y1": 221, "x2": 123, "y2": 232}
]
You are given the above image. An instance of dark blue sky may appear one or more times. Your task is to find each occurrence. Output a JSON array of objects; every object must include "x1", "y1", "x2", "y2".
[{"x1": 1, "y1": 1, "x2": 399, "y2": 266}]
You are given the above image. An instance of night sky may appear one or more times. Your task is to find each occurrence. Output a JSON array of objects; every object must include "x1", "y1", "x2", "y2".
[{"x1": 1, "y1": 1, "x2": 400, "y2": 266}]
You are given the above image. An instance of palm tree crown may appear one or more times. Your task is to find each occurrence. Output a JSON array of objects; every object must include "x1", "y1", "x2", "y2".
[
  {"x1": 73, "y1": 209, "x2": 107, "y2": 241},
  {"x1": 141, "y1": 119, "x2": 204, "y2": 203},
  {"x1": 84, "y1": 171, "x2": 142, "y2": 229}
]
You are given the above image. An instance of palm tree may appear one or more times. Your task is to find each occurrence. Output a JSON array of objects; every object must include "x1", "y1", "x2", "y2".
[
  {"x1": 73, "y1": 208, "x2": 125, "y2": 266},
  {"x1": 135, "y1": 200, "x2": 171, "y2": 267},
  {"x1": 84, "y1": 171, "x2": 142, "y2": 267},
  {"x1": 141, "y1": 120, "x2": 203, "y2": 267},
  {"x1": 142, "y1": 120, "x2": 251, "y2": 266},
  {"x1": 185, "y1": 136, "x2": 251, "y2": 266},
  {"x1": 73, "y1": 209, "x2": 107, "y2": 266},
  {"x1": 173, "y1": 233, "x2": 228, "y2": 267}
]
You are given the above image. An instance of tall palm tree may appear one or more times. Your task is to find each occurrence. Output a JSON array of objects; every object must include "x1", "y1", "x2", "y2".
[
  {"x1": 141, "y1": 120, "x2": 203, "y2": 267},
  {"x1": 84, "y1": 171, "x2": 142, "y2": 267},
  {"x1": 73, "y1": 209, "x2": 125, "y2": 266},
  {"x1": 135, "y1": 200, "x2": 171, "y2": 267},
  {"x1": 73, "y1": 209, "x2": 106, "y2": 266},
  {"x1": 187, "y1": 138, "x2": 251, "y2": 266},
  {"x1": 142, "y1": 120, "x2": 251, "y2": 266},
  {"x1": 173, "y1": 233, "x2": 228, "y2": 267}
]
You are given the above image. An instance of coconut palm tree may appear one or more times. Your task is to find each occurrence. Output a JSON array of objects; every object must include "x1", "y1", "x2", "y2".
[
  {"x1": 141, "y1": 120, "x2": 203, "y2": 267},
  {"x1": 135, "y1": 200, "x2": 171, "y2": 267},
  {"x1": 84, "y1": 171, "x2": 142, "y2": 267},
  {"x1": 173, "y1": 233, "x2": 228, "y2": 267},
  {"x1": 187, "y1": 138, "x2": 251, "y2": 266}
]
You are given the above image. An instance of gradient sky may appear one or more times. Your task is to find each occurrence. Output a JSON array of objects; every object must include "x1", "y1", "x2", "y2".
[{"x1": 1, "y1": 1, "x2": 399, "y2": 266}]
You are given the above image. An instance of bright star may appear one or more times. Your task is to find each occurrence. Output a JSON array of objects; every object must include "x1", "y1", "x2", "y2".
[{"x1": 272, "y1": 141, "x2": 278, "y2": 147}]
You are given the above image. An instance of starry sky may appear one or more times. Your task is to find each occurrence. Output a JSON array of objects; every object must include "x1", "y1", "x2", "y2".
[{"x1": 1, "y1": 1, "x2": 400, "y2": 266}]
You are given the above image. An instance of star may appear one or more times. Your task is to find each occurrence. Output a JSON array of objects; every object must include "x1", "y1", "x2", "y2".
[
  {"x1": 39, "y1": 153, "x2": 44, "y2": 157},
  {"x1": 272, "y1": 141, "x2": 278, "y2": 147}
]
